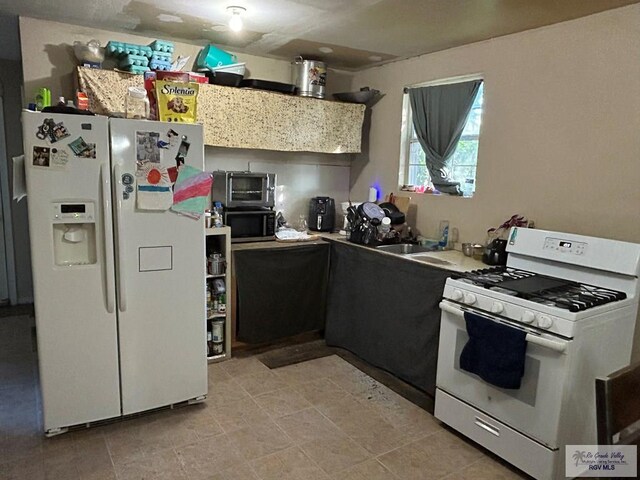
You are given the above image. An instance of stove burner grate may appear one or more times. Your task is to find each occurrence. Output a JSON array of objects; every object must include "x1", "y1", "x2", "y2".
[{"x1": 452, "y1": 267, "x2": 626, "y2": 312}]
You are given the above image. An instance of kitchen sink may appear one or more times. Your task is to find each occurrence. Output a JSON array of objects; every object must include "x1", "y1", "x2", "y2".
[
  {"x1": 375, "y1": 244, "x2": 454, "y2": 267},
  {"x1": 375, "y1": 243, "x2": 437, "y2": 254},
  {"x1": 408, "y1": 254, "x2": 454, "y2": 266}
]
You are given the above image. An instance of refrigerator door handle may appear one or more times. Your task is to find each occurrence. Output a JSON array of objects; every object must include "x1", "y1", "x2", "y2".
[
  {"x1": 113, "y1": 163, "x2": 127, "y2": 312},
  {"x1": 101, "y1": 163, "x2": 115, "y2": 314}
]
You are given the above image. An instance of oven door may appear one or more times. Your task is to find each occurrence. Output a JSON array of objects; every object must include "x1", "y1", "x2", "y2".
[
  {"x1": 436, "y1": 300, "x2": 571, "y2": 448},
  {"x1": 227, "y1": 173, "x2": 274, "y2": 208}
]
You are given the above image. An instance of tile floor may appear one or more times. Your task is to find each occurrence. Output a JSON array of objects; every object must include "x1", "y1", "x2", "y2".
[{"x1": 0, "y1": 314, "x2": 528, "y2": 480}]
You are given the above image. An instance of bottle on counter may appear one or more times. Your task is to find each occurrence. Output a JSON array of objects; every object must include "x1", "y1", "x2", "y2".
[
  {"x1": 377, "y1": 217, "x2": 392, "y2": 243},
  {"x1": 380, "y1": 217, "x2": 391, "y2": 234},
  {"x1": 438, "y1": 220, "x2": 449, "y2": 250}
]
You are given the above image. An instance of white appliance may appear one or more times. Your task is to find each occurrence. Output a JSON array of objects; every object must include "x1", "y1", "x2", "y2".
[
  {"x1": 23, "y1": 112, "x2": 207, "y2": 436},
  {"x1": 434, "y1": 227, "x2": 640, "y2": 479}
]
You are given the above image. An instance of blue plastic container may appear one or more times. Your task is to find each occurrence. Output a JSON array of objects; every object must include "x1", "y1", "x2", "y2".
[
  {"x1": 196, "y1": 44, "x2": 237, "y2": 70},
  {"x1": 119, "y1": 65, "x2": 150, "y2": 75},
  {"x1": 149, "y1": 40, "x2": 174, "y2": 53},
  {"x1": 151, "y1": 52, "x2": 173, "y2": 62},
  {"x1": 106, "y1": 42, "x2": 153, "y2": 58},
  {"x1": 119, "y1": 54, "x2": 149, "y2": 68},
  {"x1": 149, "y1": 59, "x2": 173, "y2": 71}
]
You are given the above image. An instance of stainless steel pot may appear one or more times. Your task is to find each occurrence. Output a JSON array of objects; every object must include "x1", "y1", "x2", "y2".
[
  {"x1": 208, "y1": 253, "x2": 225, "y2": 275},
  {"x1": 291, "y1": 56, "x2": 326, "y2": 99}
]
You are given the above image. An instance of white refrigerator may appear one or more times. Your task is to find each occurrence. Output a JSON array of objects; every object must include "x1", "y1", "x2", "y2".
[{"x1": 23, "y1": 111, "x2": 207, "y2": 435}]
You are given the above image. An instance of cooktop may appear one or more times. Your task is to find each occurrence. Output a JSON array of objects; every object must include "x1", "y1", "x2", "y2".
[{"x1": 451, "y1": 266, "x2": 626, "y2": 312}]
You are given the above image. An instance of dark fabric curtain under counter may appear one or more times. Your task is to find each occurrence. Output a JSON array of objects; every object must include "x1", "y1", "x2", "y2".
[
  {"x1": 408, "y1": 80, "x2": 482, "y2": 195},
  {"x1": 234, "y1": 244, "x2": 330, "y2": 344},
  {"x1": 325, "y1": 242, "x2": 449, "y2": 394}
]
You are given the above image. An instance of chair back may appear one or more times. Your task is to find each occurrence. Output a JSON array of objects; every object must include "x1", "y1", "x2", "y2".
[{"x1": 596, "y1": 361, "x2": 640, "y2": 445}]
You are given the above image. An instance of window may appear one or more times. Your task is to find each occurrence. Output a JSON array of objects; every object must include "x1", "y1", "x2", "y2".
[{"x1": 402, "y1": 81, "x2": 484, "y2": 197}]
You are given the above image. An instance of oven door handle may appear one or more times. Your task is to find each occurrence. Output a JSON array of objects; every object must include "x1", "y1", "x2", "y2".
[{"x1": 439, "y1": 301, "x2": 567, "y2": 354}]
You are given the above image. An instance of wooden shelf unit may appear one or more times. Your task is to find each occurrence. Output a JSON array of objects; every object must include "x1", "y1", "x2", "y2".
[{"x1": 205, "y1": 226, "x2": 232, "y2": 363}]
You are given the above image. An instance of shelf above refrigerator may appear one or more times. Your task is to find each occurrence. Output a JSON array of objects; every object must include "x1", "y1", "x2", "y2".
[{"x1": 77, "y1": 67, "x2": 365, "y2": 154}]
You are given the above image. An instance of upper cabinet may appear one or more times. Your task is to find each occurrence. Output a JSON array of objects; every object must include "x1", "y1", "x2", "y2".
[{"x1": 77, "y1": 67, "x2": 365, "y2": 154}]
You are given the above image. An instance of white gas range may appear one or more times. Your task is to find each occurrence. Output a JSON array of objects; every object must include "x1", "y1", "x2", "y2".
[{"x1": 434, "y1": 227, "x2": 640, "y2": 480}]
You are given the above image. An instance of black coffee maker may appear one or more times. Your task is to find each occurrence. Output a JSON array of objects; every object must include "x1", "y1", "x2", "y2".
[{"x1": 308, "y1": 197, "x2": 335, "y2": 232}]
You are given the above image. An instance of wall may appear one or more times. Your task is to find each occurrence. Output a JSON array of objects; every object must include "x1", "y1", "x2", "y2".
[
  {"x1": 350, "y1": 4, "x2": 640, "y2": 245},
  {"x1": 350, "y1": 4, "x2": 640, "y2": 360}
]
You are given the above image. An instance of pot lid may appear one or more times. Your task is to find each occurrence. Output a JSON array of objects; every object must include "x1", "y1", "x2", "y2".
[{"x1": 359, "y1": 202, "x2": 385, "y2": 221}]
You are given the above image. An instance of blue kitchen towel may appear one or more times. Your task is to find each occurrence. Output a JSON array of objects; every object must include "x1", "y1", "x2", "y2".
[{"x1": 459, "y1": 311, "x2": 527, "y2": 389}]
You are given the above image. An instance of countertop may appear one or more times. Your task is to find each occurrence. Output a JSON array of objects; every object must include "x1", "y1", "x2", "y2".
[
  {"x1": 231, "y1": 238, "x2": 328, "y2": 252},
  {"x1": 230, "y1": 232, "x2": 486, "y2": 273},
  {"x1": 320, "y1": 233, "x2": 486, "y2": 273}
]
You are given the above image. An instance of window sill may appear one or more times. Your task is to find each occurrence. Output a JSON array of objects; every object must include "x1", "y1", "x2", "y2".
[{"x1": 398, "y1": 185, "x2": 475, "y2": 198}]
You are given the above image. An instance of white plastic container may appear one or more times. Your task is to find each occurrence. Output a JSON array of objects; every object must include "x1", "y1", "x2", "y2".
[
  {"x1": 125, "y1": 87, "x2": 150, "y2": 119},
  {"x1": 379, "y1": 217, "x2": 391, "y2": 234},
  {"x1": 210, "y1": 62, "x2": 246, "y2": 76}
]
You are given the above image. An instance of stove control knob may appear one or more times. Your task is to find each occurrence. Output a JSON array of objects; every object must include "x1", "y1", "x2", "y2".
[
  {"x1": 463, "y1": 293, "x2": 477, "y2": 305},
  {"x1": 521, "y1": 311, "x2": 536, "y2": 324},
  {"x1": 537, "y1": 315, "x2": 553, "y2": 329},
  {"x1": 451, "y1": 289, "x2": 463, "y2": 301},
  {"x1": 491, "y1": 302, "x2": 504, "y2": 314}
]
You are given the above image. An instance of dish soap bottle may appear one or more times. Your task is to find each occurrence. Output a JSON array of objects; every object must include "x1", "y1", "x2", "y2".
[{"x1": 438, "y1": 220, "x2": 449, "y2": 250}]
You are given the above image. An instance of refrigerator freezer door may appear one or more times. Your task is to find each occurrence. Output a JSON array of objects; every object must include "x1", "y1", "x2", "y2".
[
  {"x1": 110, "y1": 119, "x2": 207, "y2": 415},
  {"x1": 22, "y1": 111, "x2": 121, "y2": 432}
]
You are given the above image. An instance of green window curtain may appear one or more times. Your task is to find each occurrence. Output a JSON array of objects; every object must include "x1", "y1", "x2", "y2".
[{"x1": 408, "y1": 80, "x2": 482, "y2": 195}]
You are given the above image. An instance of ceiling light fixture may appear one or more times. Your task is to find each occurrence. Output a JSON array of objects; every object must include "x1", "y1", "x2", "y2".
[{"x1": 227, "y1": 6, "x2": 246, "y2": 32}]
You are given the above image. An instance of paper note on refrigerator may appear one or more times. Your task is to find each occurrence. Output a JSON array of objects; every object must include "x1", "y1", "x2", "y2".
[
  {"x1": 136, "y1": 163, "x2": 173, "y2": 211},
  {"x1": 170, "y1": 165, "x2": 212, "y2": 219}
]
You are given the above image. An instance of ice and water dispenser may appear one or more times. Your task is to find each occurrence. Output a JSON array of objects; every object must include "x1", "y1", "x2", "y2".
[{"x1": 52, "y1": 202, "x2": 97, "y2": 266}]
